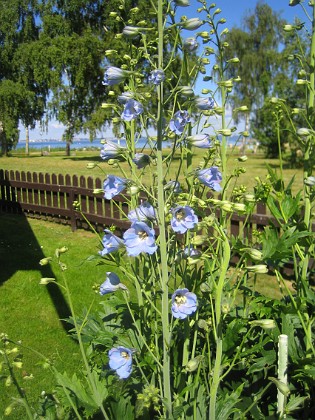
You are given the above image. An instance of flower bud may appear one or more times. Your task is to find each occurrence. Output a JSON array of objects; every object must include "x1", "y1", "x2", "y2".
[
  {"x1": 243, "y1": 193, "x2": 255, "y2": 202},
  {"x1": 190, "y1": 234, "x2": 208, "y2": 246},
  {"x1": 246, "y1": 264, "x2": 268, "y2": 274},
  {"x1": 227, "y1": 57, "x2": 240, "y2": 63},
  {"x1": 123, "y1": 26, "x2": 141, "y2": 38},
  {"x1": 304, "y1": 176, "x2": 315, "y2": 187},
  {"x1": 218, "y1": 79, "x2": 233, "y2": 88},
  {"x1": 109, "y1": 12, "x2": 118, "y2": 17},
  {"x1": 179, "y1": 86, "x2": 195, "y2": 97},
  {"x1": 185, "y1": 355, "x2": 203, "y2": 372},
  {"x1": 180, "y1": 18, "x2": 204, "y2": 30},
  {"x1": 58, "y1": 246, "x2": 68, "y2": 254},
  {"x1": 204, "y1": 47, "x2": 215, "y2": 55},
  {"x1": 234, "y1": 105, "x2": 249, "y2": 112},
  {"x1": 39, "y1": 257, "x2": 52, "y2": 266},
  {"x1": 250, "y1": 319, "x2": 276, "y2": 329},
  {"x1": 4, "y1": 406, "x2": 13, "y2": 416},
  {"x1": 217, "y1": 128, "x2": 232, "y2": 136},
  {"x1": 283, "y1": 24, "x2": 294, "y2": 32},
  {"x1": 269, "y1": 377, "x2": 290, "y2": 396},
  {"x1": 198, "y1": 319, "x2": 209, "y2": 331},
  {"x1": 93, "y1": 188, "x2": 104, "y2": 194},
  {"x1": 238, "y1": 155, "x2": 248, "y2": 162},
  {"x1": 198, "y1": 31, "x2": 210, "y2": 38},
  {"x1": 213, "y1": 8, "x2": 221, "y2": 15},
  {"x1": 200, "y1": 282, "x2": 212, "y2": 293},
  {"x1": 12, "y1": 361, "x2": 23, "y2": 369},
  {"x1": 174, "y1": 0, "x2": 190, "y2": 6},
  {"x1": 245, "y1": 248, "x2": 263, "y2": 261},
  {"x1": 201, "y1": 57, "x2": 210, "y2": 64},
  {"x1": 127, "y1": 185, "x2": 140, "y2": 196},
  {"x1": 39, "y1": 278, "x2": 56, "y2": 285},
  {"x1": 291, "y1": 107, "x2": 303, "y2": 114},
  {"x1": 101, "y1": 103, "x2": 114, "y2": 109},
  {"x1": 297, "y1": 127, "x2": 311, "y2": 136},
  {"x1": 220, "y1": 28, "x2": 229, "y2": 36},
  {"x1": 232, "y1": 203, "x2": 247, "y2": 212},
  {"x1": 105, "y1": 49, "x2": 117, "y2": 56},
  {"x1": 87, "y1": 162, "x2": 97, "y2": 169},
  {"x1": 130, "y1": 7, "x2": 139, "y2": 13},
  {"x1": 5, "y1": 376, "x2": 12, "y2": 386},
  {"x1": 296, "y1": 79, "x2": 308, "y2": 85},
  {"x1": 241, "y1": 131, "x2": 250, "y2": 137}
]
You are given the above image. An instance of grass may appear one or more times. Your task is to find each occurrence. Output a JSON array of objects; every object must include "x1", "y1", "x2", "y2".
[
  {"x1": 0, "y1": 147, "x2": 305, "y2": 194},
  {"x1": 0, "y1": 213, "x2": 113, "y2": 418}
]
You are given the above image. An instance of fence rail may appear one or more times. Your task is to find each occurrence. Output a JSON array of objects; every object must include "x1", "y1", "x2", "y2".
[
  {"x1": 0, "y1": 169, "x2": 130, "y2": 232},
  {"x1": 0, "y1": 169, "x2": 279, "y2": 234}
]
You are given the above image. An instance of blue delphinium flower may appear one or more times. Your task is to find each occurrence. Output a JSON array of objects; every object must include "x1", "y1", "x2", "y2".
[
  {"x1": 164, "y1": 180, "x2": 181, "y2": 193},
  {"x1": 169, "y1": 110, "x2": 190, "y2": 135},
  {"x1": 132, "y1": 153, "x2": 150, "y2": 169},
  {"x1": 196, "y1": 167, "x2": 222, "y2": 192},
  {"x1": 128, "y1": 201, "x2": 157, "y2": 222},
  {"x1": 123, "y1": 221, "x2": 157, "y2": 256},
  {"x1": 100, "y1": 141, "x2": 125, "y2": 161},
  {"x1": 171, "y1": 288, "x2": 198, "y2": 319},
  {"x1": 149, "y1": 69, "x2": 165, "y2": 85},
  {"x1": 117, "y1": 91, "x2": 133, "y2": 104},
  {"x1": 100, "y1": 272, "x2": 127, "y2": 295},
  {"x1": 103, "y1": 67, "x2": 127, "y2": 86},
  {"x1": 171, "y1": 205, "x2": 198, "y2": 234},
  {"x1": 183, "y1": 246, "x2": 201, "y2": 259},
  {"x1": 184, "y1": 37, "x2": 198, "y2": 52},
  {"x1": 195, "y1": 97, "x2": 215, "y2": 110},
  {"x1": 99, "y1": 229, "x2": 124, "y2": 256},
  {"x1": 186, "y1": 134, "x2": 212, "y2": 148},
  {"x1": 103, "y1": 175, "x2": 128, "y2": 199},
  {"x1": 121, "y1": 99, "x2": 143, "y2": 121},
  {"x1": 108, "y1": 346, "x2": 133, "y2": 379}
]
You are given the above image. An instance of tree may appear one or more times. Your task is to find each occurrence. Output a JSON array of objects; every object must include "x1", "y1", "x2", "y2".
[
  {"x1": 0, "y1": 0, "x2": 48, "y2": 155},
  {"x1": 223, "y1": 1, "x2": 285, "y2": 152}
]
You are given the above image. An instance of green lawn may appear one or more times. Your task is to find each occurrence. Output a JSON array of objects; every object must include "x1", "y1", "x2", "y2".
[
  {"x1": 1, "y1": 148, "x2": 305, "y2": 194},
  {"x1": 0, "y1": 213, "x2": 111, "y2": 418}
]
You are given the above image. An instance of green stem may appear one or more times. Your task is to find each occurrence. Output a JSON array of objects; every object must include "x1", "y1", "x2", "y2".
[
  {"x1": 209, "y1": 227, "x2": 230, "y2": 419},
  {"x1": 157, "y1": 0, "x2": 172, "y2": 415}
]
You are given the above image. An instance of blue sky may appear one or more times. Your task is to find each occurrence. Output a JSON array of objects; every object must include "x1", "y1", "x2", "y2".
[{"x1": 19, "y1": 0, "x2": 310, "y2": 140}]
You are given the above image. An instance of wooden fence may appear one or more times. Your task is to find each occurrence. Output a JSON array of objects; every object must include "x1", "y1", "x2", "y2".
[
  {"x1": 0, "y1": 168, "x2": 284, "y2": 235},
  {"x1": 0, "y1": 168, "x2": 313, "y2": 237},
  {"x1": 0, "y1": 169, "x2": 130, "y2": 232}
]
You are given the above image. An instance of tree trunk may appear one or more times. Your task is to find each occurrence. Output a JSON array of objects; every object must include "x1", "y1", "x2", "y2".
[
  {"x1": 25, "y1": 125, "x2": 29, "y2": 156},
  {"x1": 66, "y1": 140, "x2": 71, "y2": 156}
]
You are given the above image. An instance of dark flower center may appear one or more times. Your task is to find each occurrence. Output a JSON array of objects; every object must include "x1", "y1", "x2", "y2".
[
  {"x1": 175, "y1": 295, "x2": 187, "y2": 305},
  {"x1": 138, "y1": 230, "x2": 148, "y2": 240},
  {"x1": 121, "y1": 351, "x2": 130, "y2": 360},
  {"x1": 176, "y1": 210, "x2": 185, "y2": 221}
]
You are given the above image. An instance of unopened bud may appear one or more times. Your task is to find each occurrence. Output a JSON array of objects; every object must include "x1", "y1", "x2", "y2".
[
  {"x1": 217, "y1": 128, "x2": 232, "y2": 136},
  {"x1": 93, "y1": 188, "x2": 104, "y2": 194},
  {"x1": 227, "y1": 57, "x2": 240, "y2": 63},
  {"x1": 186, "y1": 355, "x2": 203, "y2": 372},
  {"x1": 244, "y1": 193, "x2": 256, "y2": 203},
  {"x1": 39, "y1": 257, "x2": 52, "y2": 266},
  {"x1": 296, "y1": 79, "x2": 308, "y2": 85},
  {"x1": 304, "y1": 176, "x2": 315, "y2": 187},
  {"x1": 4, "y1": 406, "x2": 13, "y2": 416},
  {"x1": 39, "y1": 278, "x2": 56, "y2": 285},
  {"x1": 198, "y1": 319, "x2": 209, "y2": 331},
  {"x1": 244, "y1": 248, "x2": 263, "y2": 261},
  {"x1": 181, "y1": 18, "x2": 204, "y2": 31},
  {"x1": 191, "y1": 235, "x2": 208, "y2": 246},
  {"x1": 12, "y1": 361, "x2": 23, "y2": 369},
  {"x1": 232, "y1": 203, "x2": 247, "y2": 212},
  {"x1": 250, "y1": 319, "x2": 276, "y2": 329},
  {"x1": 246, "y1": 264, "x2": 268, "y2": 274},
  {"x1": 238, "y1": 155, "x2": 248, "y2": 162},
  {"x1": 297, "y1": 127, "x2": 311, "y2": 136},
  {"x1": 283, "y1": 24, "x2": 295, "y2": 32},
  {"x1": 268, "y1": 377, "x2": 290, "y2": 396},
  {"x1": 127, "y1": 185, "x2": 140, "y2": 196}
]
